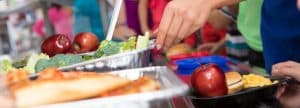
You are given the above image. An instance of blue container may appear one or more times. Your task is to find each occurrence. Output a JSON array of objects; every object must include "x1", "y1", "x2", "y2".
[
  {"x1": 197, "y1": 55, "x2": 230, "y2": 72},
  {"x1": 176, "y1": 58, "x2": 201, "y2": 75}
]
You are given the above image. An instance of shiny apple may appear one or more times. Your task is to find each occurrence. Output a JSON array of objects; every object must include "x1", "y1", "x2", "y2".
[
  {"x1": 191, "y1": 64, "x2": 228, "y2": 97},
  {"x1": 41, "y1": 34, "x2": 71, "y2": 57},
  {"x1": 72, "y1": 32, "x2": 99, "y2": 53}
]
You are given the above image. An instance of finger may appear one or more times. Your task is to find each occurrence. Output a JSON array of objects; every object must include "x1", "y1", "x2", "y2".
[
  {"x1": 153, "y1": 29, "x2": 158, "y2": 35},
  {"x1": 156, "y1": 5, "x2": 175, "y2": 50},
  {"x1": 198, "y1": 44, "x2": 212, "y2": 50},
  {"x1": 277, "y1": 67, "x2": 300, "y2": 81},
  {"x1": 129, "y1": 30, "x2": 137, "y2": 36},
  {"x1": 298, "y1": 0, "x2": 300, "y2": 10},
  {"x1": 273, "y1": 61, "x2": 299, "y2": 70},
  {"x1": 211, "y1": 45, "x2": 220, "y2": 54},
  {"x1": 276, "y1": 85, "x2": 286, "y2": 99},
  {"x1": 188, "y1": 11, "x2": 208, "y2": 36},
  {"x1": 176, "y1": 17, "x2": 193, "y2": 43},
  {"x1": 165, "y1": 14, "x2": 184, "y2": 49}
]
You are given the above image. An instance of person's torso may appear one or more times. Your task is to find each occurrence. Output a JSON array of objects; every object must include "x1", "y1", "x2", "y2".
[
  {"x1": 125, "y1": 0, "x2": 141, "y2": 34},
  {"x1": 261, "y1": 0, "x2": 300, "y2": 73},
  {"x1": 149, "y1": 0, "x2": 170, "y2": 30}
]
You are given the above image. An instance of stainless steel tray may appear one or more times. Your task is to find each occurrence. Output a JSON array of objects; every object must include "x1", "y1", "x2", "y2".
[
  {"x1": 59, "y1": 45, "x2": 154, "y2": 72},
  {"x1": 38, "y1": 66, "x2": 189, "y2": 108}
]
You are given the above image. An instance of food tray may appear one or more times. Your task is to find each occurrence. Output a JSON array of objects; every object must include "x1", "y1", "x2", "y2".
[
  {"x1": 38, "y1": 66, "x2": 189, "y2": 108},
  {"x1": 59, "y1": 45, "x2": 154, "y2": 72}
]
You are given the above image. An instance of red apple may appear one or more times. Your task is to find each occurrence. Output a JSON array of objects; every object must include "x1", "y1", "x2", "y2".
[
  {"x1": 72, "y1": 32, "x2": 99, "y2": 53},
  {"x1": 191, "y1": 64, "x2": 228, "y2": 97},
  {"x1": 41, "y1": 34, "x2": 71, "y2": 57}
]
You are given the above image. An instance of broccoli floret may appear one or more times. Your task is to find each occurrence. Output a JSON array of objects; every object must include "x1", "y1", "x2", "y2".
[
  {"x1": 35, "y1": 59, "x2": 54, "y2": 72},
  {"x1": 0, "y1": 59, "x2": 14, "y2": 75},
  {"x1": 82, "y1": 55, "x2": 95, "y2": 61},
  {"x1": 51, "y1": 54, "x2": 83, "y2": 67},
  {"x1": 94, "y1": 40, "x2": 121, "y2": 58},
  {"x1": 120, "y1": 37, "x2": 136, "y2": 52},
  {"x1": 24, "y1": 53, "x2": 50, "y2": 73},
  {"x1": 35, "y1": 54, "x2": 83, "y2": 72}
]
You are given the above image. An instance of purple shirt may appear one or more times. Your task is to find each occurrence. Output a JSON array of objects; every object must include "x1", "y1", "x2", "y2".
[{"x1": 125, "y1": 0, "x2": 141, "y2": 34}]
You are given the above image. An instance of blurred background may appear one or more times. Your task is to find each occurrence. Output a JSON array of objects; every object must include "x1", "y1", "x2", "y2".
[{"x1": 0, "y1": 0, "x2": 252, "y2": 73}]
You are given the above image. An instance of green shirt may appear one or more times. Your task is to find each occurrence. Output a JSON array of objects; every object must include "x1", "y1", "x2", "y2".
[{"x1": 237, "y1": 0, "x2": 263, "y2": 52}]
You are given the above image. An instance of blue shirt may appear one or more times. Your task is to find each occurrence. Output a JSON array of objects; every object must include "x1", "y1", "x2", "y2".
[
  {"x1": 74, "y1": 0, "x2": 105, "y2": 41},
  {"x1": 261, "y1": 0, "x2": 300, "y2": 73}
]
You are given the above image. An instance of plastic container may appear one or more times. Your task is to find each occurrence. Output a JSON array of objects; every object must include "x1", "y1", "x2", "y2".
[
  {"x1": 175, "y1": 58, "x2": 200, "y2": 86},
  {"x1": 197, "y1": 55, "x2": 230, "y2": 72}
]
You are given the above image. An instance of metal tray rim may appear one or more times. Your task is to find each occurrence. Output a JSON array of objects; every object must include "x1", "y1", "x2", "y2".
[{"x1": 59, "y1": 45, "x2": 154, "y2": 71}]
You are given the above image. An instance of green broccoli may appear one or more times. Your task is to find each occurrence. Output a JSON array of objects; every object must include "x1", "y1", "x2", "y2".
[
  {"x1": 23, "y1": 53, "x2": 50, "y2": 73},
  {"x1": 35, "y1": 59, "x2": 54, "y2": 72},
  {"x1": 35, "y1": 54, "x2": 83, "y2": 72},
  {"x1": 120, "y1": 37, "x2": 136, "y2": 52},
  {"x1": 0, "y1": 59, "x2": 14, "y2": 75},
  {"x1": 94, "y1": 40, "x2": 121, "y2": 58},
  {"x1": 82, "y1": 55, "x2": 95, "y2": 61},
  {"x1": 51, "y1": 54, "x2": 83, "y2": 67}
]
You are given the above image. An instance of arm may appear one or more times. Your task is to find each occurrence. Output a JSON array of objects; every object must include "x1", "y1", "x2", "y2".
[
  {"x1": 155, "y1": 0, "x2": 242, "y2": 50},
  {"x1": 117, "y1": 0, "x2": 127, "y2": 25},
  {"x1": 113, "y1": 0, "x2": 137, "y2": 40},
  {"x1": 207, "y1": 9, "x2": 233, "y2": 29},
  {"x1": 138, "y1": 0, "x2": 151, "y2": 33},
  {"x1": 198, "y1": 38, "x2": 226, "y2": 54}
]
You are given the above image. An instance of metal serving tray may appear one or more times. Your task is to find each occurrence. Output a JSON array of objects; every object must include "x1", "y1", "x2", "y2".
[
  {"x1": 59, "y1": 45, "x2": 154, "y2": 72},
  {"x1": 38, "y1": 66, "x2": 189, "y2": 108}
]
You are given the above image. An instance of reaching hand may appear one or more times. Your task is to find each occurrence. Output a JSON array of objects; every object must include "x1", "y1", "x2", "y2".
[
  {"x1": 276, "y1": 84, "x2": 300, "y2": 108},
  {"x1": 272, "y1": 61, "x2": 300, "y2": 82},
  {"x1": 155, "y1": 0, "x2": 216, "y2": 50}
]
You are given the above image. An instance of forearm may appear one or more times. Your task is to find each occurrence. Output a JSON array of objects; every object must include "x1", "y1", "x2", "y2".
[
  {"x1": 138, "y1": 0, "x2": 150, "y2": 32},
  {"x1": 208, "y1": 10, "x2": 233, "y2": 29},
  {"x1": 118, "y1": 0, "x2": 127, "y2": 25}
]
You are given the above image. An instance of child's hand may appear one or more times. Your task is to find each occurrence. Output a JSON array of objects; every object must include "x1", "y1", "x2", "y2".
[
  {"x1": 276, "y1": 84, "x2": 300, "y2": 108},
  {"x1": 272, "y1": 61, "x2": 300, "y2": 82},
  {"x1": 197, "y1": 43, "x2": 220, "y2": 55},
  {"x1": 156, "y1": 0, "x2": 215, "y2": 50},
  {"x1": 113, "y1": 25, "x2": 137, "y2": 41}
]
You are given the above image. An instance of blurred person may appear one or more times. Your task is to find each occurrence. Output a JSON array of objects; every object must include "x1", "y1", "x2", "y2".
[
  {"x1": 199, "y1": 0, "x2": 265, "y2": 73},
  {"x1": 73, "y1": 0, "x2": 105, "y2": 40},
  {"x1": 113, "y1": 0, "x2": 138, "y2": 41},
  {"x1": 32, "y1": 4, "x2": 73, "y2": 40},
  {"x1": 138, "y1": 0, "x2": 168, "y2": 33},
  {"x1": 48, "y1": 4, "x2": 74, "y2": 40}
]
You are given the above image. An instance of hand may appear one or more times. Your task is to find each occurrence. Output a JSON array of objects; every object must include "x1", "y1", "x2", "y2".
[
  {"x1": 155, "y1": 0, "x2": 216, "y2": 50},
  {"x1": 276, "y1": 84, "x2": 300, "y2": 108},
  {"x1": 272, "y1": 61, "x2": 300, "y2": 82},
  {"x1": 298, "y1": 0, "x2": 300, "y2": 10},
  {"x1": 198, "y1": 43, "x2": 221, "y2": 54},
  {"x1": 113, "y1": 25, "x2": 137, "y2": 41}
]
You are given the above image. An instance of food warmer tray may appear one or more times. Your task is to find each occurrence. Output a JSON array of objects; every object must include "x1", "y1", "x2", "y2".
[
  {"x1": 38, "y1": 66, "x2": 189, "y2": 108},
  {"x1": 59, "y1": 45, "x2": 154, "y2": 72}
]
